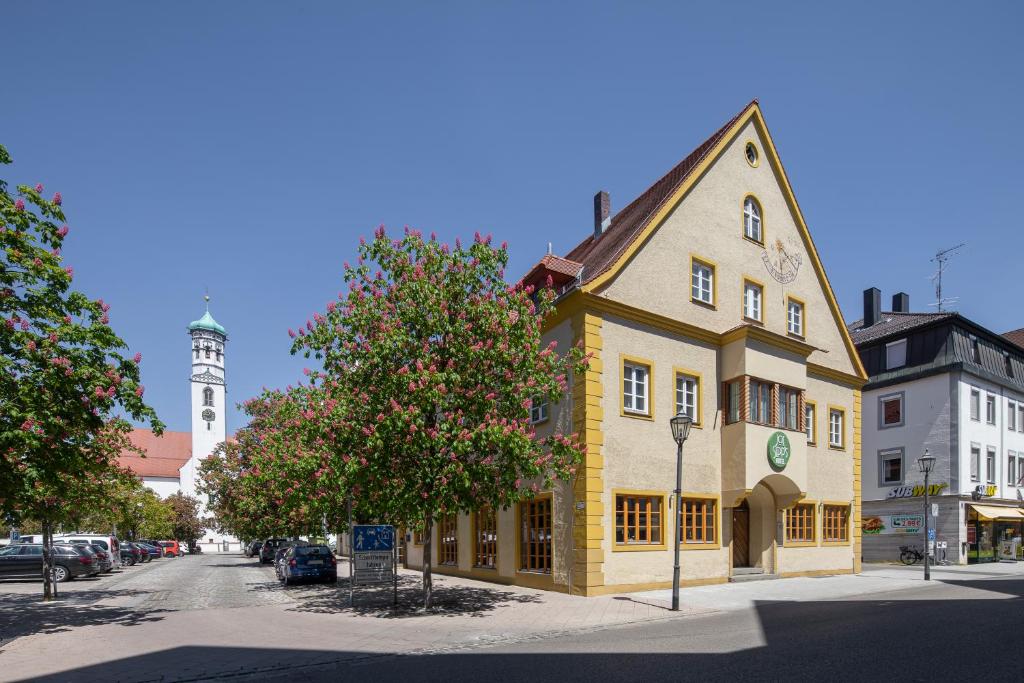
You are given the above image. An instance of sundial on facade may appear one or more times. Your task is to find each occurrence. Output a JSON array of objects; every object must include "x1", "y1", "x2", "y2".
[{"x1": 761, "y1": 237, "x2": 803, "y2": 284}]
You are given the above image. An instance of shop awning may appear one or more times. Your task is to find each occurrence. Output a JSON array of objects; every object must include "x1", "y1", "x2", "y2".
[{"x1": 970, "y1": 504, "x2": 1024, "y2": 521}]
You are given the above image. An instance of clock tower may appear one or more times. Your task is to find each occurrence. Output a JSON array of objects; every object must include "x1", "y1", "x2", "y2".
[{"x1": 182, "y1": 296, "x2": 228, "y2": 499}]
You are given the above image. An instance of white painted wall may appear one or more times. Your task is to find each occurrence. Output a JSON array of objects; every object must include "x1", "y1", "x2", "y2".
[
  {"x1": 959, "y1": 375, "x2": 1024, "y2": 499},
  {"x1": 143, "y1": 477, "x2": 182, "y2": 499}
]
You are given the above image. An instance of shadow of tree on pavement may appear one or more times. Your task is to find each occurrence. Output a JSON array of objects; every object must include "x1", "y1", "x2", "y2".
[{"x1": 0, "y1": 592, "x2": 169, "y2": 648}]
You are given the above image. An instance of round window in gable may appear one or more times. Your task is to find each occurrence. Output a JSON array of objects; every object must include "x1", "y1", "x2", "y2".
[{"x1": 745, "y1": 141, "x2": 759, "y2": 167}]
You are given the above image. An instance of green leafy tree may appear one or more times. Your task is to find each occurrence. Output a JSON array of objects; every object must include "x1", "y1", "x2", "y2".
[
  {"x1": 0, "y1": 144, "x2": 162, "y2": 598},
  {"x1": 165, "y1": 492, "x2": 203, "y2": 547},
  {"x1": 292, "y1": 227, "x2": 588, "y2": 607}
]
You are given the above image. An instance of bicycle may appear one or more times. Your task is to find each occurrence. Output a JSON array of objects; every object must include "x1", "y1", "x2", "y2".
[{"x1": 899, "y1": 545, "x2": 923, "y2": 565}]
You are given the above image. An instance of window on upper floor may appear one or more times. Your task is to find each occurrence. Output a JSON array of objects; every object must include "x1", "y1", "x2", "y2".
[
  {"x1": 622, "y1": 361, "x2": 651, "y2": 417},
  {"x1": 1018, "y1": 405, "x2": 1024, "y2": 433},
  {"x1": 886, "y1": 339, "x2": 907, "y2": 370},
  {"x1": 749, "y1": 379, "x2": 772, "y2": 425},
  {"x1": 726, "y1": 379, "x2": 742, "y2": 424},
  {"x1": 786, "y1": 298, "x2": 804, "y2": 338},
  {"x1": 829, "y1": 408, "x2": 845, "y2": 449},
  {"x1": 880, "y1": 449, "x2": 904, "y2": 485},
  {"x1": 691, "y1": 258, "x2": 715, "y2": 306},
  {"x1": 986, "y1": 395, "x2": 997, "y2": 425},
  {"x1": 970, "y1": 335, "x2": 981, "y2": 364},
  {"x1": 743, "y1": 280, "x2": 763, "y2": 322},
  {"x1": 1010, "y1": 401, "x2": 1018, "y2": 432},
  {"x1": 987, "y1": 447, "x2": 997, "y2": 484},
  {"x1": 970, "y1": 389, "x2": 981, "y2": 421},
  {"x1": 805, "y1": 402, "x2": 817, "y2": 444},
  {"x1": 1008, "y1": 452, "x2": 1017, "y2": 487},
  {"x1": 674, "y1": 372, "x2": 700, "y2": 426},
  {"x1": 202, "y1": 387, "x2": 214, "y2": 407},
  {"x1": 530, "y1": 396, "x2": 549, "y2": 424},
  {"x1": 970, "y1": 444, "x2": 981, "y2": 481},
  {"x1": 779, "y1": 386, "x2": 800, "y2": 431},
  {"x1": 743, "y1": 197, "x2": 763, "y2": 243},
  {"x1": 880, "y1": 393, "x2": 904, "y2": 428}
]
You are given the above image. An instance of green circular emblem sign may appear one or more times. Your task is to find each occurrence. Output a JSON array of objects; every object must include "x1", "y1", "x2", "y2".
[{"x1": 767, "y1": 431, "x2": 791, "y2": 470}]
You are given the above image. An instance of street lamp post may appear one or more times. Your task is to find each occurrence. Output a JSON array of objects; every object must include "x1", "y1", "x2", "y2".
[
  {"x1": 918, "y1": 450, "x2": 936, "y2": 581},
  {"x1": 669, "y1": 412, "x2": 694, "y2": 611}
]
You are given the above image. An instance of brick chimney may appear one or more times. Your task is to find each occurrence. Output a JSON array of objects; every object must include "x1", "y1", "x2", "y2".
[
  {"x1": 863, "y1": 288, "x2": 881, "y2": 327},
  {"x1": 594, "y1": 191, "x2": 611, "y2": 239},
  {"x1": 892, "y1": 292, "x2": 910, "y2": 313}
]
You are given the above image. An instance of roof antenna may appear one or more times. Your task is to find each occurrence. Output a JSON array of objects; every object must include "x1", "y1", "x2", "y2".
[{"x1": 928, "y1": 243, "x2": 965, "y2": 312}]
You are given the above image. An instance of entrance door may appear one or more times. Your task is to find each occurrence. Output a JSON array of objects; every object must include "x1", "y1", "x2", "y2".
[{"x1": 732, "y1": 502, "x2": 750, "y2": 568}]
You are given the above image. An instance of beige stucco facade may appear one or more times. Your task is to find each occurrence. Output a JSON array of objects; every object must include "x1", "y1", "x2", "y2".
[{"x1": 407, "y1": 103, "x2": 866, "y2": 595}]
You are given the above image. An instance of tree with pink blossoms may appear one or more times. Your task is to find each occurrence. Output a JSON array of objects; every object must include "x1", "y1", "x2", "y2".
[
  {"x1": 0, "y1": 144, "x2": 162, "y2": 598},
  {"x1": 292, "y1": 227, "x2": 588, "y2": 608}
]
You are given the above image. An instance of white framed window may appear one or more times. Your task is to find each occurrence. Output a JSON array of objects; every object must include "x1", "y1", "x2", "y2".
[
  {"x1": 674, "y1": 373, "x2": 700, "y2": 425},
  {"x1": 970, "y1": 444, "x2": 981, "y2": 481},
  {"x1": 1009, "y1": 401, "x2": 1018, "y2": 431},
  {"x1": 202, "y1": 387, "x2": 214, "y2": 407},
  {"x1": 622, "y1": 362, "x2": 650, "y2": 416},
  {"x1": 880, "y1": 448, "x2": 904, "y2": 485},
  {"x1": 805, "y1": 402, "x2": 816, "y2": 444},
  {"x1": 885, "y1": 339, "x2": 907, "y2": 370},
  {"x1": 970, "y1": 389, "x2": 980, "y2": 421},
  {"x1": 743, "y1": 196, "x2": 762, "y2": 242},
  {"x1": 743, "y1": 280, "x2": 763, "y2": 322},
  {"x1": 986, "y1": 394, "x2": 997, "y2": 425},
  {"x1": 879, "y1": 393, "x2": 904, "y2": 428},
  {"x1": 787, "y1": 299, "x2": 804, "y2": 337},
  {"x1": 1019, "y1": 404, "x2": 1024, "y2": 433},
  {"x1": 691, "y1": 258, "x2": 714, "y2": 306},
  {"x1": 986, "y1": 447, "x2": 997, "y2": 484},
  {"x1": 530, "y1": 397, "x2": 549, "y2": 424},
  {"x1": 829, "y1": 408, "x2": 845, "y2": 449},
  {"x1": 1008, "y1": 451, "x2": 1017, "y2": 487}
]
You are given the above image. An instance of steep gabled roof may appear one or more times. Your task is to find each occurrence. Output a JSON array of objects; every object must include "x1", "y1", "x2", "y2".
[
  {"x1": 1004, "y1": 328, "x2": 1024, "y2": 350},
  {"x1": 118, "y1": 429, "x2": 191, "y2": 479},
  {"x1": 565, "y1": 101, "x2": 757, "y2": 286},
  {"x1": 848, "y1": 312, "x2": 956, "y2": 346}
]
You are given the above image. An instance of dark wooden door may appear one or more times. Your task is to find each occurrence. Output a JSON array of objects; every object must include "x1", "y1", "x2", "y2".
[{"x1": 732, "y1": 502, "x2": 750, "y2": 568}]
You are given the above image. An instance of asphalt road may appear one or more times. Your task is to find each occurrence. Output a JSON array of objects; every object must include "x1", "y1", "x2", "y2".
[{"x1": 255, "y1": 573, "x2": 1024, "y2": 682}]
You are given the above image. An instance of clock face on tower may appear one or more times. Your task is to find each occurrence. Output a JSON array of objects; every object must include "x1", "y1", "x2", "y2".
[
  {"x1": 761, "y1": 238, "x2": 803, "y2": 284},
  {"x1": 202, "y1": 409, "x2": 216, "y2": 422}
]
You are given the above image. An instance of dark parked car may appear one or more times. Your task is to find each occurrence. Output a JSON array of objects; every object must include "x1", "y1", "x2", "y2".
[
  {"x1": 259, "y1": 539, "x2": 289, "y2": 564},
  {"x1": 129, "y1": 543, "x2": 152, "y2": 563},
  {"x1": 245, "y1": 540, "x2": 262, "y2": 558},
  {"x1": 272, "y1": 541, "x2": 309, "y2": 580},
  {"x1": 121, "y1": 543, "x2": 144, "y2": 565},
  {"x1": 0, "y1": 543, "x2": 96, "y2": 582},
  {"x1": 136, "y1": 542, "x2": 162, "y2": 560},
  {"x1": 279, "y1": 545, "x2": 337, "y2": 585}
]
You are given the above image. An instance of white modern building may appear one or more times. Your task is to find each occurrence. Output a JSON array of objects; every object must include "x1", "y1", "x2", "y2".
[
  {"x1": 118, "y1": 298, "x2": 239, "y2": 551},
  {"x1": 851, "y1": 288, "x2": 1024, "y2": 564}
]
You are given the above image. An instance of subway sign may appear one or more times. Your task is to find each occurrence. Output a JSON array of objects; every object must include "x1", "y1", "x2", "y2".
[{"x1": 886, "y1": 483, "x2": 948, "y2": 499}]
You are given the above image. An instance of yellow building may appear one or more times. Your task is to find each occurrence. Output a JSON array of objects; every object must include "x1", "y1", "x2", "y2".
[{"x1": 406, "y1": 100, "x2": 867, "y2": 594}]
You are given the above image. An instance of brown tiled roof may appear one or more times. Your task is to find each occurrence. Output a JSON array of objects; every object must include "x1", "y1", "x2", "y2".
[
  {"x1": 1004, "y1": 328, "x2": 1024, "y2": 350},
  {"x1": 847, "y1": 312, "x2": 955, "y2": 346},
  {"x1": 118, "y1": 429, "x2": 191, "y2": 478},
  {"x1": 565, "y1": 100, "x2": 758, "y2": 286}
]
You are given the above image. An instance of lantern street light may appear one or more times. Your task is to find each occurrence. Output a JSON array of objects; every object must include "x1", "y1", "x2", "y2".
[
  {"x1": 917, "y1": 450, "x2": 937, "y2": 581},
  {"x1": 669, "y1": 412, "x2": 694, "y2": 611}
]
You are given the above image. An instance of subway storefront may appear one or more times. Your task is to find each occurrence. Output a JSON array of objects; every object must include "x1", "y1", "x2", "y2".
[{"x1": 967, "y1": 504, "x2": 1024, "y2": 563}]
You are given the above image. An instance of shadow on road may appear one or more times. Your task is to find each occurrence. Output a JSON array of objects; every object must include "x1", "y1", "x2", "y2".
[{"x1": 0, "y1": 590, "x2": 169, "y2": 648}]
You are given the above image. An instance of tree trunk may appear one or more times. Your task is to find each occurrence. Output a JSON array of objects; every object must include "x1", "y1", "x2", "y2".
[
  {"x1": 41, "y1": 520, "x2": 53, "y2": 601},
  {"x1": 422, "y1": 515, "x2": 433, "y2": 610}
]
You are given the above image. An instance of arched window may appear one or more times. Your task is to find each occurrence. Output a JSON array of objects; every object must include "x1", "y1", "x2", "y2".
[
  {"x1": 193, "y1": 345, "x2": 200, "y2": 359},
  {"x1": 743, "y1": 196, "x2": 762, "y2": 243},
  {"x1": 203, "y1": 387, "x2": 214, "y2": 407}
]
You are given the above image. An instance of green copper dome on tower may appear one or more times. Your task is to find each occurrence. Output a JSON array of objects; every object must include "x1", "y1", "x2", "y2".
[{"x1": 188, "y1": 295, "x2": 227, "y2": 336}]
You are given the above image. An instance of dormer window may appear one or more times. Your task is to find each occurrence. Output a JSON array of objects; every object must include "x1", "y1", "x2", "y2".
[
  {"x1": 885, "y1": 339, "x2": 907, "y2": 370},
  {"x1": 203, "y1": 387, "x2": 214, "y2": 407}
]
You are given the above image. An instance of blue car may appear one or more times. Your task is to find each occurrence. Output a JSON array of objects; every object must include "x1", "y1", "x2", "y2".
[
  {"x1": 279, "y1": 545, "x2": 337, "y2": 585},
  {"x1": 136, "y1": 542, "x2": 162, "y2": 559}
]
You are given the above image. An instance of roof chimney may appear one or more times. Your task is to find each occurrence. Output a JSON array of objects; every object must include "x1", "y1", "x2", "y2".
[
  {"x1": 593, "y1": 191, "x2": 611, "y2": 239},
  {"x1": 892, "y1": 292, "x2": 910, "y2": 314},
  {"x1": 863, "y1": 287, "x2": 881, "y2": 327}
]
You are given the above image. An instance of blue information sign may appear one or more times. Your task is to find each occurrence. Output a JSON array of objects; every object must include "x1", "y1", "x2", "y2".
[
  {"x1": 927, "y1": 528, "x2": 936, "y2": 541},
  {"x1": 353, "y1": 525, "x2": 394, "y2": 552}
]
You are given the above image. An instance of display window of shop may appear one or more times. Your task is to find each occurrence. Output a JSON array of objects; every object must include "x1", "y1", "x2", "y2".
[
  {"x1": 822, "y1": 505, "x2": 849, "y2": 543},
  {"x1": 614, "y1": 493, "x2": 665, "y2": 547},
  {"x1": 519, "y1": 496, "x2": 552, "y2": 574},
  {"x1": 439, "y1": 514, "x2": 458, "y2": 566},
  {"x1": 967, "y1": 519, "x2": 995, "y2": 564},
  {"x1": 473, "y1": 506, "x2": 497, "y2": 569},
  {"x1": 785, "y1": 503, "x2": 816, "y2": 545},
  {"x1": 679, "y1": 498, "x2": 718, "y2": 546},
  {"x1": 879, "y1": 392, "x2": 904, "y2": 428}
]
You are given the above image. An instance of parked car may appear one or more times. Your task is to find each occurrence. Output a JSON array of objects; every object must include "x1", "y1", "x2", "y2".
[
  {"x1": 245, "y1": 540, "x2": 262, "y2": 558},
  {"x1": 279, "y1": 545, "x2": 337, "y2": 585},
  {"x1": 136, "y1": 542, "x2": 162, "y2": 560},
  {"x1": 121, "y1": 544, "x2": 141, "y2": 566},
  {"x1": 0, "y1": 543, "x2": 96, "y2": 582},
  {"x1": 59, "y1": 536, "x2": 118, "y2": 572},
  {"x1": 128, "y1": 543, "x2": 152, "y2": 563},
  {"x1": 157, "y1": 540, "x2": 182, "y2": 557},
  {"x1": 259, "y1": 538, "x2": 289, "y2": 564},
  {"x1": 72, "y1": 544, "x2": 103, "y2": 577}
]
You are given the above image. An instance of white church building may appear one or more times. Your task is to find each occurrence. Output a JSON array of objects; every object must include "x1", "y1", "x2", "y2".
[{"x1": 118, "y1": 299, "x2": 239, "y2": 551}]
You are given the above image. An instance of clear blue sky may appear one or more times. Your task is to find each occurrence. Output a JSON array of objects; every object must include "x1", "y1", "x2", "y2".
[{"x1": 3, "y1": 1, "x2": 1021, "y2": 433}]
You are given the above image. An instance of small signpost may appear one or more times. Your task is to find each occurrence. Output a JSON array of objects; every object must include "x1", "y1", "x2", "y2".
[{"x1": 349, "y1": 523, "x2": 397, "y2": 607}]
